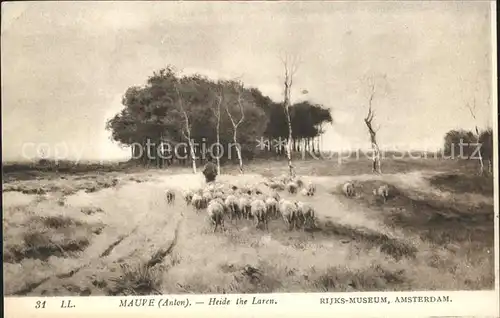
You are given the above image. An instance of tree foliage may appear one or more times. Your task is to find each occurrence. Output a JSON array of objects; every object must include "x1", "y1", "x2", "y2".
[
  {"x1": 443, "y1": 128, "x2": 492, "y2": 159},
  {"x1": 478, "y1": 128, "x2": 493, "y2": 161},
  {"x1": 106, "y1": 66, "x2": 333, "y2": 166}
]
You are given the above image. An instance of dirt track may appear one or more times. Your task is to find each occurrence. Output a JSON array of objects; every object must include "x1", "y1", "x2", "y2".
[{"x1": 3, "y1": 170, "x2": 495, "y2": 295}]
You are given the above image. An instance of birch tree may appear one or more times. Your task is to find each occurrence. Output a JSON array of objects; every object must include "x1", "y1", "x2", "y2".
[
  {"x1": 280, "y1": 54, "x2": 300, "y2": 178},
  {"x1": 211, "y1": 83, "x2": 224, "y2": 175},
  {"x1": 224, "y1": 81, "x2": 245, "y2": 174},
  {"x1": 465, "y1": 96, "x2": 486, "y2": 175},
  {"x1": 362, "y1": 75, "x2": 386, "y2": 174},
  {"x1": 173, "y1": 80, "x2": 197, "y2": 174}
]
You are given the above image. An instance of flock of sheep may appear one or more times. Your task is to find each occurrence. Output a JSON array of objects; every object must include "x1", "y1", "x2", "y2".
[{"x1": 164, "y1": 174, "x2": 392, "y2": 233}]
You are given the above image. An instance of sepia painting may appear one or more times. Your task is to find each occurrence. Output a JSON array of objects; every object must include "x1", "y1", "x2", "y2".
[{"x1": 2, "y1": 1, "x2": 496, "y2": 298}]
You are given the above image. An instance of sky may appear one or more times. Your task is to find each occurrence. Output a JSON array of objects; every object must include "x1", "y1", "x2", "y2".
[{"x1": 1, "y1": 1, "x2": 495, "y2": 162}]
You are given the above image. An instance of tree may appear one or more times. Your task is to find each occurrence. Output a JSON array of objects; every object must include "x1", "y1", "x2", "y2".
[
  {"x1": 106, "y1": 67, "x2": 185, "y2": 167},
  {"x1": 106, "y1": 66, "x2": 298, "y2": 168},
  {"x1": 174, "y1": 77, "x2": 198, "y2": 173},
  {"x1": 479, "y1": 127, "x2": 493, "y2": 174},
  {"x1": 211, "y1": 82, "x2": 224, "y2": 174},
  {"x1": 465, "y1": 95, "x2": 490, "y2": 175},
  {"x1": 443, "y1": 129, "x2": 476, "y2": 158},
  {"x1": 362, "y1": 75, "x2": 385, "y2": 174},
  {"x1": 223, "y1": 80, "x2": 246, "y2": 174},
  {"x1": 290, "y1": 101, "x2": 333, "y2": 153},
  {"x1": 280, "y1": 54, "x2": 300, "y2": 178}
]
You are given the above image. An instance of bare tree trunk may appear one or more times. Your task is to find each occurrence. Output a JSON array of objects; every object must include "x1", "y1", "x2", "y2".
[
  {"x1": 364, "y1": 83, "x2": 382, "y2": 174},
  {"x1": 371, "y1": 140, "x2": 382, "y2": 173},
  {"x1": 215, "y1": 120, "x2": 221, "y2": 175},
  {"x1": 174, "y1": 82, "x2": 197, "y2": 174},
  {"x1": 159, "y1": 135, "x2": 163, "y2": 168},
  {"x1": 142, "y1": 140, "x2": 147, "y2": 166},
  {"x1": 280, "y1": 54, "x2": 300, "y2": 179},
  {"x1": 234, "y1": 131, "x2": 243, "y2": 174},
  {"x1": 285, "y1": 107, "x2": 294, "y2": 178},
  {"x1": 181, "y1": 113, "x2": 197, "y2": 174},
  {"x1": 213, "y1": 95, "x2": 222, "y2": 175},
  {"x1": 145, "y1": 138, "x2": 151, "y2": 167},
  {"x1": 301, "y1": 138, "x2": 307, "y2": 159},
  {"x1": 187, "y1": 139, "x2": 197, "y2": 174},
  {"x1": 224, "y1": 81, "x2": 246, "y2": 175},
  {"x1": 467, "y1": 98, "x2": 485, "y2": 175},
  {"x1": 474, "y1": 126, "x2": 484, "y2": 175},
  {"x1": 156, "y1": 136, "x2": 161, "y2": 168}
]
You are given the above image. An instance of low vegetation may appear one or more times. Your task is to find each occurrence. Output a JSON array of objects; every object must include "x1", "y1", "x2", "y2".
[{"x1": 2, "y1": 157, "x2": 494, "y2": 296}]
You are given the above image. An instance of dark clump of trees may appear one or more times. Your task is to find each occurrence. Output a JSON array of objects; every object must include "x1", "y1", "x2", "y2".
[
  {"x1": 106, "y1": 66, "x2": 333, "y2": 170},
  {"x1": 442, "y1": 127, "x2": 493, "y2": 175}
]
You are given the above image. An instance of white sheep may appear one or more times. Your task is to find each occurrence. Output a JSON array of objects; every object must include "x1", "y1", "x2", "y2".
[
  {"x1": 342, "y1": 182, "x2": 355, "y2": 197},
  {"x1": 202, "y1": 191, "x2": 213, "y2": 208},
  {"x1": 213, "y1": 191, "x2": 225, "y2": 200},
  {"x1": 271, "y1": 190, "x2": 280, "y2": 202},
  {"x1": 300, "y1": 188, "x2": 309, "y2": 196},
  {"x1": 253, "y1": 188, "x2": 263, "y2": 195},
  {"x1": 265, "y1": 197, "x2": 279, "y2": 219},
  {"x1": 238, "y1": 195, "x2": 252, "y2": 220},
  {"x1": 250, "y1": 199, "x2": 268, "y2": 230},
  {"x1": 373, "y1": 184, "x2": 390, "y2": 203},
  {"x1": 278, "y1": 174, "x2": 290, "y2": 184},
  {"x1": 211, "y1": 197, "x2": 225, "y2": 206},
  {"x1": 224, "y1": 194, "x2": 240, "y2": 221},
  {"x1": 286, "y1": 182, "x2": 299, "y2": 194},
  {"x1": 306, "y1": 182, "x2": 316, "y2": 196},
  {"x1": 279, "y1": 199, "x2": 299, "y2": 230},
  {"x1": 191, "y1": 193, "x2": 204, "y2": 211},
  {"x1": 205, "y1": 183, "x2": 216, "y2": 192},
  {"x1": 236, "y1": 186, "x2": 249, "y2": 196},
  {"x1": 207, "y1": 200, "x2": 225, "y2": 233},
  {"x1": 296, "y1": 201, "x2": 315, "y2": 229},
  {"x1": 268, "y1": 181, "x2": 285, "y2": 191},
  {"x1": 183, "y1": 190, "x2": 194, "y2": 205},
  {"x1": 165, "y1": 189, "x2": 175, "y2": 204}
]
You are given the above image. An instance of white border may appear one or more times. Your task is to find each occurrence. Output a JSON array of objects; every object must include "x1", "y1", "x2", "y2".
[
  {"x1": 3, "y1": 291, "x2": 499, "y2": 317},
  {"x1": 3, "y1": 1, "x2": 499, "y2": 317},
  {"x1": 492, "y1": 0, "x2": 500, "y2": 314}
]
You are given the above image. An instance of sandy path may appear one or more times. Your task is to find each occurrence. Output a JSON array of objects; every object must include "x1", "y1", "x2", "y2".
[
  {"x1": 8, "y1": 178, "x2": 184, "y2": 295},
  {"x1": 8, "y1": 172, "x2": 412, "y2": 294},
  {"x1": 5, "y1": 170, "x2": 492, "y2": 295}
]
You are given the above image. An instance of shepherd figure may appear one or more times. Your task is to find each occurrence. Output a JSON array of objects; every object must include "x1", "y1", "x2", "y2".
[{"x1": 203, "y1": 157, "x2": 218, "y2": 183}]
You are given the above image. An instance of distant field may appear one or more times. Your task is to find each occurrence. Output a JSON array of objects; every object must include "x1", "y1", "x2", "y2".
[{"x1": 2, "y1": 157, "x2": 495, "y2": 296}]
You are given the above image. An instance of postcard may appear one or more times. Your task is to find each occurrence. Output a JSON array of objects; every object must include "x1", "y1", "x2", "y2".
[{"x1": 2, "y1": 1, "x2": 498, "y2": 317}]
